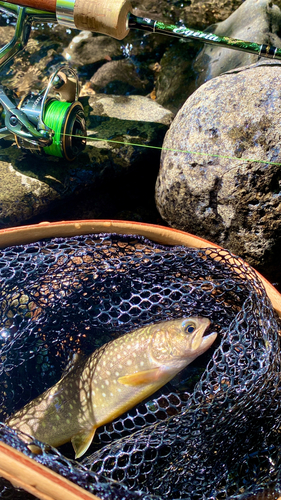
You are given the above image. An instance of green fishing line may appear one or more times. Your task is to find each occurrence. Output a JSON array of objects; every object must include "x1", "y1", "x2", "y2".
[
  {"x1": 43, "y1": 100, "x2": 72, "y2": 158},
  {"x1": 63, "y1": 132, "x2": 281, "y2": 166}
]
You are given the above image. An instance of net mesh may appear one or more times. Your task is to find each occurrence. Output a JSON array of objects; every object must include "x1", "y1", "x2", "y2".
[{"x1": 0, "y1": 232, "x2": 280, "y2": 500}]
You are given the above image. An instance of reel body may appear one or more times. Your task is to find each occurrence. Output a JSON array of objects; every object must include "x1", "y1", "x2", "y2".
[{"x1": 0, "y1": 4, "x2": 87, "y2": 160}]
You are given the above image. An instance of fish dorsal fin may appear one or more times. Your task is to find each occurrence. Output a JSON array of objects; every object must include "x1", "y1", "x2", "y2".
[
  {"x1": 118, "y1": 367, "x2": 163, "y2": 386},
  {"x1": 71, "y1": 427, "x2": 97, "y2": 459}
]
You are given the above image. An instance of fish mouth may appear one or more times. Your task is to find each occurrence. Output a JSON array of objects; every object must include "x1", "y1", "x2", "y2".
[{"x1": 188, "y1": 317, "x2": 217, "y2": 352}]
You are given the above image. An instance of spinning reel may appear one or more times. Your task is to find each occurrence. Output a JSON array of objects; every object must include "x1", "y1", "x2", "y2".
[{"x1": 0, "y1": 3, "x2": 87, "y2": 160}]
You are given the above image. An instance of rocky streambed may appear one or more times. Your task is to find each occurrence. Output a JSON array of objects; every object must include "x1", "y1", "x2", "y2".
[{"x1": 1, "y1": 0, "x2": 281, "y2": 285}]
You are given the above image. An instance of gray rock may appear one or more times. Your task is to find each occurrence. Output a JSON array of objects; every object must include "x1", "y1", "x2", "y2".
[
  {"x1": 0, "y1": 149, "x2": 59, "y2": 229},
  {"x1": 0, "y1": 24, "x2": 72, "y2": 95},
  {"x1": 194, "y1": 0, "x2": 281, "y2": 86},
  {"x1": 63, "y1": 33, "x2": 122, "y2": 67},
  {"x1": 0, "y1": 95, "x2": 172, "y2": 228},
  {"x1": 90, "y1": 59, "x2": 149, "y2": 94},
  {"x1": 155, "y1": 61, "x2": 281, "y2": 270},
  {"x1": 154, "y1": 0, "x2": 264, "y2": 113},
  {"x1": 86, "y1": 94, "x2": 174, "y2": 126},
  {"x1": 155, "y1": 41, "x2": 198, "y2": 114},
  {"x1": 181, "y1": 0, "x2": 245, "y2": 30},
  {"x1": 132, "y1": 0, "x2": 244, "y2": 27}
]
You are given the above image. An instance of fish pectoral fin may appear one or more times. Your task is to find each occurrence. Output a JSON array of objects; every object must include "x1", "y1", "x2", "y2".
[
  {"x1": 118, "y1": 367, "x2": 163, "y2": 386},
  {"x1": 71, "y1": 427, "x2": 96, "y2": 459}
]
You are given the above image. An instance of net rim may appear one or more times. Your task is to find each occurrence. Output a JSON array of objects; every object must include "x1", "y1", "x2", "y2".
[{"x1": 0, "y1": 219, "x2": 280, "y2": 316}]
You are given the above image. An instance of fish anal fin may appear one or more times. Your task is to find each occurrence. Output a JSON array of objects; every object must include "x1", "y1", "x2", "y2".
[
  {"x1": 27, "y1": 443, "x2": 43, "y2": 455},
  {"x1": 71, "y1": 427, "x2": 96, "y2": 459},
  {"x1": 118, "y1": 367, "x2": 163, "y2": 386}
]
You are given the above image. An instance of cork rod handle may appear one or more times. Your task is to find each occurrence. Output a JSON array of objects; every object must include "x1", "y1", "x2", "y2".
[{"x1": 73, "y1": 0, "x2": 131, "y2": 39}]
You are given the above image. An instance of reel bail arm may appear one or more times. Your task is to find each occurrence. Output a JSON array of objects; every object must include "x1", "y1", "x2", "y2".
[{"x1": 0, "y1": 86, "x2": 53, "y2": 146}]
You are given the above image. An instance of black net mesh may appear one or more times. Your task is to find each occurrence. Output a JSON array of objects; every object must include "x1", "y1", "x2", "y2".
[{"x1": 0, "y1": 232, "x2": 281, "y2": 500}]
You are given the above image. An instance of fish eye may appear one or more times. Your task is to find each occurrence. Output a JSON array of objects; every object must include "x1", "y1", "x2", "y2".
[{"x1": 185, "y1": 322, "x2": 196, "y2": 334}]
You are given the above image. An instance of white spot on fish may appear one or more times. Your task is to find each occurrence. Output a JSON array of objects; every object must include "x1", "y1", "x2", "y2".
[
  {"x1": 102, "y1": 393, "x2": 106, "y2": 397},
  {"x1": 115, "y1": 371, "x2": 119, "y2": 376},
  {"x1": 105, "y1": 380, "x2": 109, "y2": 386},
  {"x1": 127, "y1": 359, "x2": 132, "y2": 366}
]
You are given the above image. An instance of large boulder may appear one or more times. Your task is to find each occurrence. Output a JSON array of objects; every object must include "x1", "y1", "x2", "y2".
[{"x1": 155, "y1": 61, "x2": 281, "y2": 273}]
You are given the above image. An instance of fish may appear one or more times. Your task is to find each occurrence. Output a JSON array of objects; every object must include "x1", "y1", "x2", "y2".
[{"x1": 6, "y1": 316, "x2": 216, "y2": 459}]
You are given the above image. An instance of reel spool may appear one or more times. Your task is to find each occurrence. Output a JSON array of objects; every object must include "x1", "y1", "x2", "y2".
[
  {"x1": 15, "y1": 94, "x2": 86, "y2": 161},
  {"x1": 15, "y1": 67, "x2": 87, "y2": 161}
]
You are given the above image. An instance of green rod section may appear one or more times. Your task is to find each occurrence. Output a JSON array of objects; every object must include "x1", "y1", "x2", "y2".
[{"x1": 128, "y1": 13, "x2": 281, "y2": 60}]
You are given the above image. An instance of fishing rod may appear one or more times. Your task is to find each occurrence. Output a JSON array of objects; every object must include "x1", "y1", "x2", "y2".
[{"x1": 0, "y1": 0, "x2": 280, "y2": 161}]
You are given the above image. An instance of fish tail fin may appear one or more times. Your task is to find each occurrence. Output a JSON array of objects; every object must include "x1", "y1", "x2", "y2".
[{"x1": 71, "y1": 427, "x2": 96, "y2": 459}]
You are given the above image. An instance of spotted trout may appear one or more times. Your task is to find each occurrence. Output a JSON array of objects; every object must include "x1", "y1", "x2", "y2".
[{"x1": 7, "y1": 317, "x2": 216, "y2": 458}]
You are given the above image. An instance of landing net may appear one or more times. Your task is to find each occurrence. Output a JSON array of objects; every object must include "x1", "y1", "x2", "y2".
[{"x1": 0, "y1": 233, "x2": 280, "y2": 499}]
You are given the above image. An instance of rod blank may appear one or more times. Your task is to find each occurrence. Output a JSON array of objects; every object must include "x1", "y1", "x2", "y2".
[
  {"x1": 2, "y1": 0, "x2": 281, "y2": 60},
  {"x1": 3, "y1": 0, "x2": 56, "y2": 12}
]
